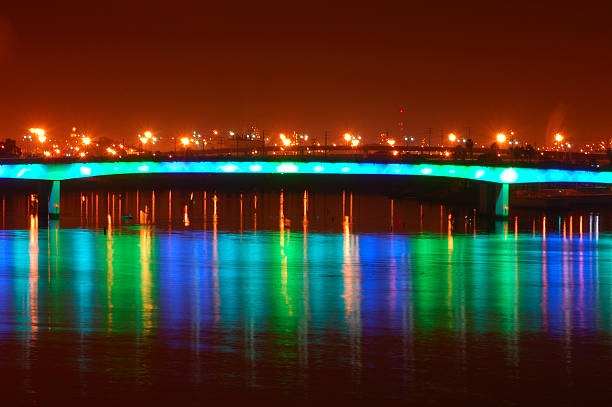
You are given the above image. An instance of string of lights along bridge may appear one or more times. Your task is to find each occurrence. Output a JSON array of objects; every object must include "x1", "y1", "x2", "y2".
[
  {"x1": 1, "y1": 159, "x2": 612, "y2": 219},
  {"x1": 1, "y1": 159, "x2": 611, "y2": 183}
]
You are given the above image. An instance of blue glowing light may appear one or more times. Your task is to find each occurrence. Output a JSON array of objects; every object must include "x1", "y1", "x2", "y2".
[
  {"x1": 0, "y1": 160, "x2": 611, "y2": 185},
  {"x1": 277, "y1": 163, "x2": 298, "y2": 173},
  {"x1": 500, "y1": 168, "x2": 518, "y2": 183}
]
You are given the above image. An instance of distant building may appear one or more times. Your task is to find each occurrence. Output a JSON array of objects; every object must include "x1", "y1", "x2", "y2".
[{"x1": 0, "y1": 139, "x2": 21, "y2": 158}]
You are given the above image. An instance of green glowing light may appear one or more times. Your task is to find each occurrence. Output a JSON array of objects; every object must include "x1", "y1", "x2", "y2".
[{"x1": 0, "y1": 161, "x2": 611, "y2": 185}]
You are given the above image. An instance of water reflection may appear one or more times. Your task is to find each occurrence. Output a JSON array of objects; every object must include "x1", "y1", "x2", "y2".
[
  {"x1": 0, "y1": 190, "x2": 612, "y2": 402},
  {"x1": 28, "y1": 215, "x2": 38, "y2": 338},
  {"x1": 342, "y1": 212, "x2": 361, "y2": 392}
]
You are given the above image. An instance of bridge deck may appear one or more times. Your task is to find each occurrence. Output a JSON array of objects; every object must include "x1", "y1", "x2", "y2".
[{"x1": 0, "y1": 160, "x2": 610, "y2": 184}]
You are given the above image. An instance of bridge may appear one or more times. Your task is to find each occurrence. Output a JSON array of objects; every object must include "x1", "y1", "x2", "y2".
[{"x1": 1, "y1": 159, "x2": 611, "y2": 219}]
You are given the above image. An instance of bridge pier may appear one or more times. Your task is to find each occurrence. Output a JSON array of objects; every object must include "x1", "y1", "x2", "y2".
[
  {"x1": 48, "y1": 180, "x2": 60, "y2": 219},
  {"x1": 479, "y1": 182, "x2": 509, "y2": 218}
]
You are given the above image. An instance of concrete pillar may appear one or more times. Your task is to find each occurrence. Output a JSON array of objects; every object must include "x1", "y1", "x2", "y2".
[
  {"x1": 48, "y1": 180, "x2": 60, "y2": 219},
  {"x1": 479, "y1": 182, "x2": 509, "y2": 218},
  {"x1": 495, "y1": 183, "x2": 509, "y2": 218}
]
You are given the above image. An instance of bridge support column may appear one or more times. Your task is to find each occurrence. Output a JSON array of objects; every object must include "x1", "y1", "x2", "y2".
[
  {"x1": 48, "y1": 180, "x2": 60, "y2": 220},
  {"x1": 479, "y1": 182, "x2": 509, "y2": 218},
  {"x1": 495, "y1": 183, "x2": 509, "y2": 218}
]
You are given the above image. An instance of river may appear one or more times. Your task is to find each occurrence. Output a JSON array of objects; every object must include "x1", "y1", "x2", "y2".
[{"x1": 0, "y1": 188, "x2": 611, "y2": 404}]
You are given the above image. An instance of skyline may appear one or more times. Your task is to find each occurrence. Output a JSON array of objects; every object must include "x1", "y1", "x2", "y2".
[{"x1": 1, "y1": 2, "x2": 612, "y2": 145}]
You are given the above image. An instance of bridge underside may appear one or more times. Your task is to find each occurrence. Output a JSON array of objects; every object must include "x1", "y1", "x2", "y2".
[
  {"x1": 7, "y1": 175, "x2": 510, "y2": 220},
  {"x1": 2, "y1": 160, "x2": 611, "y2": 220}
]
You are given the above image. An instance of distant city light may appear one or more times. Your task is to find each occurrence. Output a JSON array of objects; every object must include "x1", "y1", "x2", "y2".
[
  {"x1": 29, "y1": 127, "x2": 47, "y2": 144},
  {"x1": 7, "y1": 123, "x2": 604, "y2": 161},
  {"x1": 29, "y1": 128, "x2": 45, "y2": 137}
]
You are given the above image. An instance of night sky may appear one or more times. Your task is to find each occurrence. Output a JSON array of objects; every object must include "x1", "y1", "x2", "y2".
[{"x1": 1, "y1": 1, "x2": 611, "y2": 147}]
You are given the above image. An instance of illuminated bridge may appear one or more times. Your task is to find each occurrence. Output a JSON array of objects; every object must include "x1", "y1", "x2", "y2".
[{"x1": 1, "y1": 160, "x2": 610, "y2": 219}]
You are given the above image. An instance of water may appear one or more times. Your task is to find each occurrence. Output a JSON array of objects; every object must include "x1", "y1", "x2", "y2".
[{"x1": 1, "y1": 188, "x2": 612, "y2": 404}]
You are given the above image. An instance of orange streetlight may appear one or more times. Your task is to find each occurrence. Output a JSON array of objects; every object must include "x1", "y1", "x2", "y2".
[
  {"x1": 496, "y1": 133, "x2": 506, "y2": 143},
  {"x1": 29, "y1": 128, "x2": 45, "y2": 138},
  {"x1": 343, "y1": 132, "x2": 352, "y2": 146},
  {"x1": 142, "y1": 131, "x2": 157, "y2": 153},
  {"x1": 28, "y1": 128, "x2": 46, "y2": 155},
  {"x1": 448, "y1": 133, "x2": 456, "y2": 143}
]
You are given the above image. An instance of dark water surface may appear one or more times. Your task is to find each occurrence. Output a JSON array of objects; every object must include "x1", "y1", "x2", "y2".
[{"x1": 1, "y1": 189, "x2": 612, "y2": 404}]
